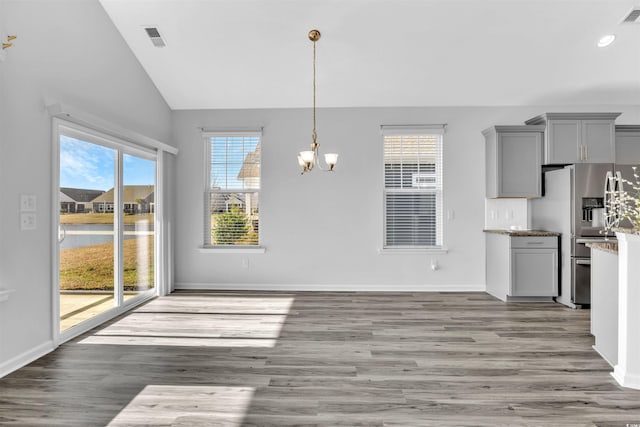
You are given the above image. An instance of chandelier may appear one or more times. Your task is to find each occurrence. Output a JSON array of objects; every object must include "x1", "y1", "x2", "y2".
[{"x1": 298, "y1": 29, "x2": 338, "y2": 174}]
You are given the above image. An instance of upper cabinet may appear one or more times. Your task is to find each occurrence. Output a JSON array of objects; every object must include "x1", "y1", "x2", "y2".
[
  {"x1": 525, "y1": 113, "x2": 620, "y2": 165},
  {"x1": 483, "y1": 125, "x2": 544, "y2": 198},
  {"x1": 615, "y1": 125, "x2": 640, "y2": 165}
]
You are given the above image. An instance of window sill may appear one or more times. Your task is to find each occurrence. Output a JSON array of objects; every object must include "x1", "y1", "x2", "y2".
[
  {"x1": 198, "y1": 246, "x2": 266, "y2": 254},
  {"x1": 378, "y1": 247, "x2": 448, "y2": 255}
]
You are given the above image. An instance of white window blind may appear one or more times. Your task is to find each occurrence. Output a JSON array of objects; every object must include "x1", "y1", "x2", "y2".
[
  {"x1": 204, "y1": 132, "x2": 261, "y2": 247},
  {"x1": 383, "y1": 127, "x2": 444, "y2": 248}
]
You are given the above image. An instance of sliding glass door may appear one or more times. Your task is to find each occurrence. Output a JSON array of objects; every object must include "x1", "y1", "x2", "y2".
[
  {"x1": 58, "y1": 136, "x2": 117, "y2": 331},
  {"x1": 122, "y1": 154, "x2": 156, "y2": 297},
  {"x1": 56, "y1": 123, "x2": 157, "y2": 335}
]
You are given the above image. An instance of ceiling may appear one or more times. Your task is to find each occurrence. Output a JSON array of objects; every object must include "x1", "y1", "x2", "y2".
[{"x1": 99, "y1": 0, "x2": 640, "y2": 110}]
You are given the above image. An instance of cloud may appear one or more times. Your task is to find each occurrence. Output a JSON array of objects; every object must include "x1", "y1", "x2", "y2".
[{"x1": 59, "y1": 136, "x2": 115, "y2": 190}]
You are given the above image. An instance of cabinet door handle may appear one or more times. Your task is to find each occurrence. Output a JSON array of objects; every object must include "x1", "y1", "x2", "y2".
[
  {"x1": 527, "y1": 241, "x2": 544, "y2": 245},
  {"x1": 585, "y1": 144, "x2": 588, "y2": 160}
]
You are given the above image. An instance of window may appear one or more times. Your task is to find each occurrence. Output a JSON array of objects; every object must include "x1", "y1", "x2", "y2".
[
  {"x1": 204, "y1": 131, "x2": 261, "y2": 247},
  {"x1": 382, "y1": 125, "x2": 444, "y2": 249}
]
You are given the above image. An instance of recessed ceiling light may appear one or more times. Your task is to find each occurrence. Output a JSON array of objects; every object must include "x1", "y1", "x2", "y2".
[{"x1": 597, "y1": 34, "x2": 616, "y2": 48}]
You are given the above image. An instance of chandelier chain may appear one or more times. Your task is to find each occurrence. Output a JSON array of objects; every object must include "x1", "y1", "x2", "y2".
[{"x1": 312, "y1": 38, "x2": 317, "y2": 144}]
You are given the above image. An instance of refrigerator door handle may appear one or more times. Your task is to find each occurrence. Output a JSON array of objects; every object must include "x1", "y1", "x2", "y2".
[
  {"x1": 604, "y1": 171, "x2": 613, "y2": 229},
  {"x1": 616, "y1": 171, "x2": 623, "y2": 192}
]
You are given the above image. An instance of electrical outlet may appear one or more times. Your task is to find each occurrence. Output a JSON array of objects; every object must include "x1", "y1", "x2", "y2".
[
  {"x1": 20, "y1": 213, "x2": 36, "y2": 230},
  {"x1": 20, "y1": 194, "x2": 36, "y2": 212}
]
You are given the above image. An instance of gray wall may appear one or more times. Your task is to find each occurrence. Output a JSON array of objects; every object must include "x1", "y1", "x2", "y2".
[
  {"x1": 172, "y1": 106, "x2": 640, "y2": 291},
  {"x1": 0, "y1": 0, "x2": 172, "y2": 373},
  {"x1": 1, "y1": 0, "x2": 639, "y2": 377}
]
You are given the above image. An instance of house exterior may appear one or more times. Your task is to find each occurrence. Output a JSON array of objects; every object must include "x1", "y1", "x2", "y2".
[
  {"x1": 90, "y1": 185, "x2": 155, "y2": 214},
  {"x1": 236, "y1": 143, "x2": 260, "y2": 231},
  {"x1": 59, "y1": 188, "x2": 105, "y2": 213}
]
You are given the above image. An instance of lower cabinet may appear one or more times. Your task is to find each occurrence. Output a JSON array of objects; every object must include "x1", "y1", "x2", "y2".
[
  {"x1": 590, "y1": 246, "x2": 618, "y2": 367},
  {"x1": 486, "y1": 232, "x2": 559, "y2": 301}
]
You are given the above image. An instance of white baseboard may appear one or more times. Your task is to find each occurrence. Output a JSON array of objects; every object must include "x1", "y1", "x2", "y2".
[
  {"x1": 174, "y1": 282, "x2": 486, "y2": 292},
  {"x1": 612, "y1": 366, "x2": 640, "y2": 390},
  {"x1": 0, "y1": 341, "x2": 54, "y2": 379}
]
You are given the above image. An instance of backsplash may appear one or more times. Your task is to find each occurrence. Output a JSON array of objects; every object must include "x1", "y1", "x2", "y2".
[{"x1": 485, "y1": 198, "x2": 531, "y2": 230}]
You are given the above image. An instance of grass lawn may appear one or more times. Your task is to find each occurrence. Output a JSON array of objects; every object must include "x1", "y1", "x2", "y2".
[
  {"x1": 60, "y1": 237, "x2": 154, "y2": 291},
  {"x1": 60, "y1": 213, "x2": 154, "y2": 225}
]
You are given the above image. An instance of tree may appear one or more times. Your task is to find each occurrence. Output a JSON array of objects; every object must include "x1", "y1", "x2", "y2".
[{"x1": 213, "y1": 207, "x2": 250, "y2": 245}]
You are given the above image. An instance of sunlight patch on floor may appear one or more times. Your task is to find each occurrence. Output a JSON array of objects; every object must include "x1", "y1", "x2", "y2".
[
  {"x1": 60, "y1": 293, "x2": 139, "y2": 331},
  {"x1": 107, "y1": 385, "x2": 255, "y2": 426},
  {"x1": 79, "y1": 335, "x2": 279, "y2": 347},
  {"x1": 79, "y1": 296, "x2": 295, "y2": 348}
]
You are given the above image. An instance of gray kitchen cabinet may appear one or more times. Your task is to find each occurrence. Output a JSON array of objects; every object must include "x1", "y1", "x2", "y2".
[
  {"x1": 615, "y1": 125, "x2": 640, "y2": 165},
  {"x1": 483, "y1": 125, "x2": 544, "y2": 198},
  {"x1": 525, "y1": 113, "x2": 620, "y2": 165},
  {"x1": 485, "y1": 232, "x2": 559, "y2": 301}
]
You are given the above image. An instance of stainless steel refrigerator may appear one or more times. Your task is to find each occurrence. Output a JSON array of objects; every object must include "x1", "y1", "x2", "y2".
[{"x1": 531, "y1": 163, "x2": 636, "y2": 308}]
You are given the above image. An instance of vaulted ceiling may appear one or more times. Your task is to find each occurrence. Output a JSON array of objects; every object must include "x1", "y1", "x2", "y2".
[{"x1": 99, "y1": 0, "x2": 640, "y2": 110}]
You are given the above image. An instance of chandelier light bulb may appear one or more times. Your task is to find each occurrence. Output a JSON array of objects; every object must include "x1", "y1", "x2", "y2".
[
  {"x1": 324, "y1": 153, "x2": 338, "y2": 170},
  {"x1": 300, "y1": 151, "x2": 315, "y2": 163}
]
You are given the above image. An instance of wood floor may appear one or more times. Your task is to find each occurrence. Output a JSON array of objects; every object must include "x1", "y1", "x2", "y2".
[{"x1": 1, "y1": 291, "x2": 640, "y2": 426}]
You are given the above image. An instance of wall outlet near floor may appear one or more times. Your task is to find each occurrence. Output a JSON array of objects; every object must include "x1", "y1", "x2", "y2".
[{"x1": 20, "y1": 213, "x2": 36, "y2": 230}]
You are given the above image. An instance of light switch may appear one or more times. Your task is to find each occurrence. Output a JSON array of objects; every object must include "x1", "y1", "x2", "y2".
[
  {"x1": 20, "y1": 194, "x2": 36, "y2": 212},
  {"x1": 20, "y1": 213, "x2": 36, "y2": 230}
]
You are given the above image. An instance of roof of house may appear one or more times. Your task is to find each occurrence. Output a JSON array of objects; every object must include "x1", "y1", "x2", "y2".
[
  {"x1": 60, "y1": 187, "x2": 105, "y2": 203},
  {"x1": 91, "y1": 185, "x2": 154, "y2": 204},
  {"x1": 60, "y1": 191, "x2": 75, "y2": 203}
]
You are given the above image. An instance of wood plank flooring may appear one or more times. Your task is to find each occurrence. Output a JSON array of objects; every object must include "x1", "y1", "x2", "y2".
[{"x1": 1, "y1": 291, "x2": 640, "y2": 426}]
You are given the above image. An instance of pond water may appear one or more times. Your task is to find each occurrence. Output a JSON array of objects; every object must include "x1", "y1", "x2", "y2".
[{"x1": 60, "y1": 224, "x2": 154, "y2": 250}]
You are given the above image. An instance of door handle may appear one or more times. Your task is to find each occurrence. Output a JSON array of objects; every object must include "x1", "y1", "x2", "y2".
[
  {"x1": 58, "y1": 224, "x2": 66, "y2": 243},
  {"x1": 575, "y1": 259, "x2": 591, "y2": 266}
]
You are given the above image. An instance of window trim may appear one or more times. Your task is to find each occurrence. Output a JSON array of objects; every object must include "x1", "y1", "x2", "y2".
[
  {"x1": 381, "y1": 125, "x2": 446, "y2": 252},
  {"x1": 202, "y1": 130, "x2": 263, "y2": 251}
]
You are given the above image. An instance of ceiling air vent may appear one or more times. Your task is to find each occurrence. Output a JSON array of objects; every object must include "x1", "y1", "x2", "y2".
[
  {"x1": 144, "y1": 27, "x2": 166, "y2": 47},
  {"x1": 622, "y1": 8, "x2": 640, "y2": 23}
]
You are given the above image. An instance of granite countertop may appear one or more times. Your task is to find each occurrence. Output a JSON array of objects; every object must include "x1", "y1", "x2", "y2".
[
  {"x1": 483, "y1": 229, "x2": 561, "y2": 237},
  {"x1": 612, "y1": 227, "x2": 640, "y2": 236},
  {"x1": 587, "y1": 242, "x2": 619, "y2": 254}
]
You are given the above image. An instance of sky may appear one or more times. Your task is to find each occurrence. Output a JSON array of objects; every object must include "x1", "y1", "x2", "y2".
[{"x1": 60, "y1": 135, "x2": 155, "y2": 191}]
